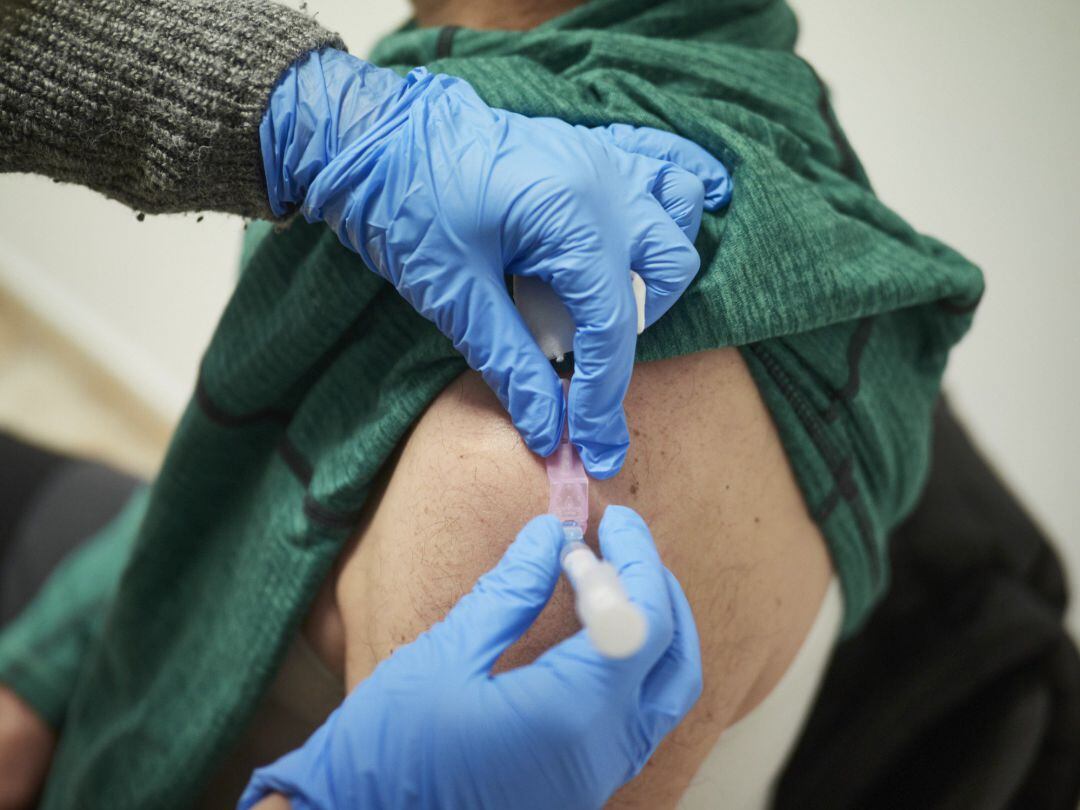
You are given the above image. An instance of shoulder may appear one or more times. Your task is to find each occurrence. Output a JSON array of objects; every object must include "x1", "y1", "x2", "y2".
[{"x1": 327, "y1": 347, "x2": 834, "y2": 805}]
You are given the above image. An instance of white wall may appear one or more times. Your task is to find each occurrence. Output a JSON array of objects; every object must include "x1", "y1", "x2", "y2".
[{"x1": 0, "y1": 0, "x2": 1076, "y2": 629}]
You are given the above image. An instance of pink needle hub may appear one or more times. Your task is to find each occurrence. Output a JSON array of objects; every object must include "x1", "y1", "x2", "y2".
[{"x1": 546, "y1": 379, "x2": 589, "y2": 533}]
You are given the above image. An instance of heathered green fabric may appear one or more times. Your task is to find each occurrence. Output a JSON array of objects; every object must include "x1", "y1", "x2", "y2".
[{"x1": 0, "y1": 0, "x2": 982, "y2": 806}]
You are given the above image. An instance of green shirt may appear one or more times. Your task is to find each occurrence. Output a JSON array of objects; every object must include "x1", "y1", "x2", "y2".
[{"x1": 0, "y1": 0, "x2": 982, "y2": 806}]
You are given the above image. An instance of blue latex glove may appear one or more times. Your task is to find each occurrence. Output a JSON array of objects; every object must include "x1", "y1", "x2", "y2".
[
  {"x1": 260, "y1": 49, "x2": 731, "y2": 478},
  {"x1": 238, "y1": 506, "x2": 701, "y2": 810}
]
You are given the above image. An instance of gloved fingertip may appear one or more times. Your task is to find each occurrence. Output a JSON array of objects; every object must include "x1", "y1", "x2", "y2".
[
  {"x1": 521, "y1": 513, "x2": 566, "y2": 545},
  {"x1": 513, "y1": 388, "x2": 564, "y2": 458},
  {"x1": 642, "y1": 294, "x2": 675, "y2": 331},
  {"x1": 639, "y1": 129, "x2": 730, "y2": 211},
  {"x1": 597, "y1": 506, "x2": 662, "y2": 571},
  {"x1": 577, "y1": 442, "x2": 627, "y2": 480},
  {"x1": 702, "y1": 174, "x2": 733, "y2": 211},
  {"x1": 598, "y1": 504, "x2": 649, "y2": 534},
  {"x1": 531, "y1": 420, "x2": 563, "y2": 459},
  {"x1": 509, "y1": 513, "x2": 566, "y2": 570}
]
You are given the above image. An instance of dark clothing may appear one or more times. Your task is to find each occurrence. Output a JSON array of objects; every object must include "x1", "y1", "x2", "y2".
[
  {"x1": 775, "y1": 401, "x2": 1080, "y2": 810},
  {"x1": 0, "y1": 432, "x2": 139, "y2": 625}
]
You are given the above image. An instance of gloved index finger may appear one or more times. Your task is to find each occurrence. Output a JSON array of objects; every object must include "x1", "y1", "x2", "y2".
[
  {"x1": 430, "y1": 272, "x2": 566, "y2": 458},
  {"x1": 638, "y1": 568, "x2": 703, "y2": 742},
  {"x1": 623, "y1": 192, "x2": 702, "y2": 327},
  {"x1": 596, "y1": 505, "x2": 676, "y2": 668},
  {"x1": 541, "y1": 254, "x2": 638, "y2": 479}
]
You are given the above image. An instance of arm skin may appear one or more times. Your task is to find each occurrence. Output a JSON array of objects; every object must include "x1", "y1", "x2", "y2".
[
  {"x1": 305, "y1": 347, "x2": 834, "y2": 808},
  {"x1": 0, "y1": 686, "x2": 54, "y2": 810},
  {"x1": 252, "y1": 796, "x2": 290, "y2": 810}
]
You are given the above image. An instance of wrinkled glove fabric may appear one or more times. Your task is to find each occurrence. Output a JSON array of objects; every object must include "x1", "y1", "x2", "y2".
[{"x1": 260, "y1": 48, "x2": 732, "y2": 476}]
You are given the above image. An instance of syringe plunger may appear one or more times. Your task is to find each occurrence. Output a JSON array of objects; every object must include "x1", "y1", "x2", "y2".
[{"x1": 560, "y1": 522, "x2": 648, "y2": 659}]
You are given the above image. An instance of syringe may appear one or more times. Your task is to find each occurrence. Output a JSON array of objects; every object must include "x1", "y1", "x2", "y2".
[
  {"x1": 560, "y1": 521, "x2": 648, "y2": 659},
  {"x1": 519, "y1": 274, "x2": 649, "y2": 659},
  {"x1": 545, "y1": 379, "x2": 647, "y2": 659}
]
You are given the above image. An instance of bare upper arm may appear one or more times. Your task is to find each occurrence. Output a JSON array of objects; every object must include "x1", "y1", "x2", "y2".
[{"x1": 323, "y1": 347, "x2": 833, "y2": 808}]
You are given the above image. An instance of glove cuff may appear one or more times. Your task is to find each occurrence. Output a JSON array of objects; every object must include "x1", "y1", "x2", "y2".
[{"x1": 261, "y1": 49, "x2": 426, "y2": 218}]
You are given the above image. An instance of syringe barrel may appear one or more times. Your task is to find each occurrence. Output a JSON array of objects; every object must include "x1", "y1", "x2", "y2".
[{"x1": 559, "y1": 526, "x2": 647, "y2": 659}]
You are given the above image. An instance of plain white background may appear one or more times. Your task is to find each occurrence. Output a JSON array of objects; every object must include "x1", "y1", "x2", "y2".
[{"x1": 0, "y1": 0, "x2": 1076, "y2": 633}]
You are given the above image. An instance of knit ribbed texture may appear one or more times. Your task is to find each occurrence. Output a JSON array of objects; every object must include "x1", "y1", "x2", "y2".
[{"x1": 0, "y1": 0, "x2": 343, "y2": 218}]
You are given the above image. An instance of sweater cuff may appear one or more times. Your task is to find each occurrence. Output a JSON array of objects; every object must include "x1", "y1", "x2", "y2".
[{"x1": 0, "y1": 0, "x2": 345, "y2": 219}]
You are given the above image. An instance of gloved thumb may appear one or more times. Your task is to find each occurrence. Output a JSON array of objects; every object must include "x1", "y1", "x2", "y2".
[{"x1": 435, "y1": 514, "x2": 565, "y2": 674}]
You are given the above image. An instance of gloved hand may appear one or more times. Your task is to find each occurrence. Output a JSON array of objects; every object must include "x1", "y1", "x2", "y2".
[
  {"x1": 238, "y1": 506, "x2": 702, "y2": 810},
  {"x1": 260, "y1": 49, "x2": 731, "y2": 478}
]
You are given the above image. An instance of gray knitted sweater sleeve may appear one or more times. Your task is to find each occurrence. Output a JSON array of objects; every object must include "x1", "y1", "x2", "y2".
[{"x1": 0, "y1": 0, "x2": 344, "y2": 219}]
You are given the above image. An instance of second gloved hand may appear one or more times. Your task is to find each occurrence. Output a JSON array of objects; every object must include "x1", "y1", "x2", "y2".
[
  {"x1": 238, "y1": 507, "x2": 702, "y2": 810},
  {"x1": 260, "y1": 49, "x2": 731, "y2": 478}
]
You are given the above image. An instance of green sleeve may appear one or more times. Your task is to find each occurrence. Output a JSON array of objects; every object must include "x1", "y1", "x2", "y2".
[{"x1": 0, "y1": 489, "x2": 147, "y2": 728}]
